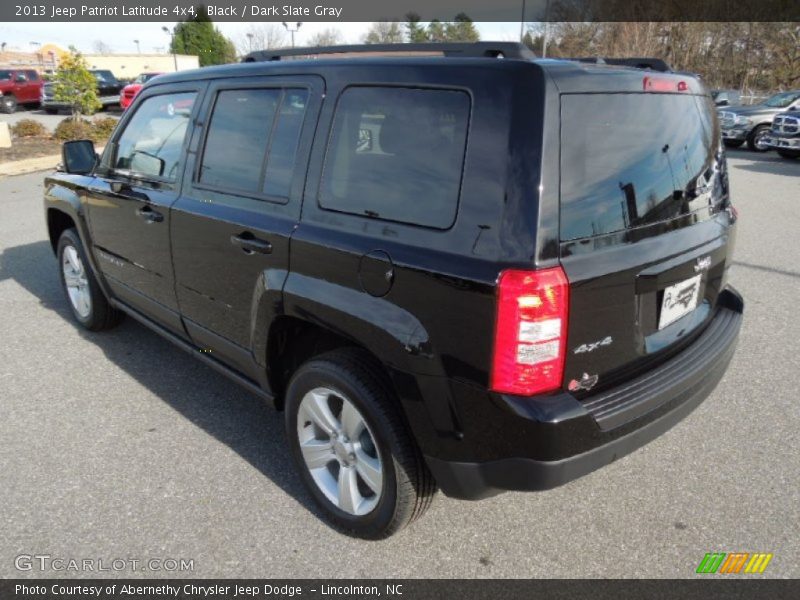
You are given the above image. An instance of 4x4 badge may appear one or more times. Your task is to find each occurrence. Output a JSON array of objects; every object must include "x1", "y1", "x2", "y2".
[
  {"x1": 574, "y1": 336, "x2": 613, "y2": 354},
  {"x1": 568, "y1": 373, "x2": 599, "y2": 392}
]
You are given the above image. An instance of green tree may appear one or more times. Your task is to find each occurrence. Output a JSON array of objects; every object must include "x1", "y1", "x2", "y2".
[
  {"x1": 53, "y1": 46, "x2": 101, "y2": 121},
  {"x1": 405, "y1": 13, "x2": 428, "y2": 43},
  {"x1": 364, "y1": 22, "x2": 405, "y2": 44},
  {"x1": 444, "y1": 13, "x2": 480, "y2": 42},
  {"x1": 170, "y1": 5, "x2": 237, "y2": 66}
]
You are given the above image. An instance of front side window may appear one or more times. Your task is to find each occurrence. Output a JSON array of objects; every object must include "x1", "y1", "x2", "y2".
[
  {"x1": 112, "y1": 92, "x2": 196, "y2": 182},
  {"x1": 320, "y1": 86, "x2": 470, "y2": 229},
  {"x1": 199, "y1": 88, "x2": 308, "y2": 198}
]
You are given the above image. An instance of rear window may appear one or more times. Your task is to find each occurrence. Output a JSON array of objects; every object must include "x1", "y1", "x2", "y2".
[
  {"x1": 320, "y1": 86, "x2": 470, "y2": 229},
  {"x1": 560, "y1": 93, "x2": 717, "y2": 241}
]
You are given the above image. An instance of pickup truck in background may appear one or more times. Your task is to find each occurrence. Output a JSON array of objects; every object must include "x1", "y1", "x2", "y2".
[
  {"x1": 41, "y1": 69, "x2": 124, "y2": 114},
  {"x1": 765, "y1": 109, "x2": 800, "y2": 160},
  {"x1": 718, "y1": 90, "x2": 800, "y2": 151},
  {"x1": 0, "y1": 68, "x2": 44, "y2": 113}
]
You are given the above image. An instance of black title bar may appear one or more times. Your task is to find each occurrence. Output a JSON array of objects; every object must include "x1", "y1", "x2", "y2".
[
  {"x1": 5, "y1": 0, "x2": 800, "y2": 22},
  {"x1": 2, "y1": 579, "x2": 800, "y2": 600}
]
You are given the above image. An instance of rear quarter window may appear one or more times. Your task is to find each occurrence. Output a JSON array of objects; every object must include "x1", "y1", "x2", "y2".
[{"x1": 319, "y1": 86, "x2": 470, "y2": 229}]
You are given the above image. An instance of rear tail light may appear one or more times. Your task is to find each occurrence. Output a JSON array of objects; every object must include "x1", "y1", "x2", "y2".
[{"x1": 490, "y1": 267, "x2": 570, "y2": 396}]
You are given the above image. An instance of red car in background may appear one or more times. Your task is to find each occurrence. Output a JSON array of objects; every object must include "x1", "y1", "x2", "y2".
[{"x1": 119, "y1": 72, "x2": 164, "y2": 110}]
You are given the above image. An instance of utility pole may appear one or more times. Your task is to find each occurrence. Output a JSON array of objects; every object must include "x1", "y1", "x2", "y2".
[
  {"x1": 162, "y1": 26, "x2": 178, "y2": 71},
  {"x1": 133, "y1": 39, "x2": 140, "y2": 53},
  {"x1": 282, "y1": 22, "x2": 302, "y2": 48},
  {"x1": 247, "y1": 32, "x2": 254, "y2": 52},
  {"x1": 519, "y1": 0, "x2": 526, "y2": 42}
]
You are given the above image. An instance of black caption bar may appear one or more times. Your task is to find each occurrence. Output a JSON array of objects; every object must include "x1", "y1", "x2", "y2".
[
  {"x1": 2, "y1": 580, "x2": 799, "y2": 600},
  {"x1": 4, "y1": 0, "x2": 800, "y2": 22}
]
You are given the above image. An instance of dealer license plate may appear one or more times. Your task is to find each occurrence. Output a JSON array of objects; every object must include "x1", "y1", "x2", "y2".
[{"x1": 659, "y1": 274, "x2": 702, "y2": 330}]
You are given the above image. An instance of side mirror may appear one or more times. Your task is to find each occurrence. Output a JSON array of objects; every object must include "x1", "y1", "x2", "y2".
[
  {"x1": 129, "y1": 150, "x2": 165, "y2": 178},
  {"x1": 61, "y1": 140, "x2": 97, "y2": 175}
]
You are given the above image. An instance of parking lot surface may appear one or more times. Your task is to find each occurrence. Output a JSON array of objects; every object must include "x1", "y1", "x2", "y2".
[{"x1": 0, "y1": 150, "x2": 798, "y2": 578}]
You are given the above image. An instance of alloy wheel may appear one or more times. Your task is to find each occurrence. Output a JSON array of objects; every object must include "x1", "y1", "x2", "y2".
[
  {"x1": 296, "y1": 386, "x2": 383, "y2": 516},
  {"x1": 62, "y1": 245, "x2": 91, "y2": 318}
]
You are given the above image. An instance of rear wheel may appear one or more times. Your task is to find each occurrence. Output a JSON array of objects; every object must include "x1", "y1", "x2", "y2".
[
  {"x1": 285, "y1": 349, "x2": 436, "y2": 538},
  {"x1": 723, "y1": 139, "x2": 744, "y2": 149},
  {"x1": 57, "y1": 228, "x2": 123, "y2": 331},
  {"x1": 0, "y1": 95, "x2": 17, "y2": 113},
  {"x1": 747, "y1": 124, "x2": 771, "y2": 152},
  {"x1": 777, "y1": 149, "x2": 800, "y2": 160}
]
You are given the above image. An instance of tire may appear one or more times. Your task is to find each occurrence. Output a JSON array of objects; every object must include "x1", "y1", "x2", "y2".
[
  {"x1": 285, "y1": 349, "x2": 436, "y2": 539},
  {"x1": 747, "y1": 124, "x2": 771, "y2": 152},
  {"x1": 44, "y1": 108, "x2": 59, "y2": 115},
  {"x1": 777, "y1": 149, "x2": 800, "y2": 160},
  {"x1": 0, "y1": 95, "x2": 17, "y2": 113},
  {"x1": 723, "y1": 139, "x2": 744, "y2": 149},
  {"x1": 56, "y1": 228, "x2": 123, "y2": 331}
]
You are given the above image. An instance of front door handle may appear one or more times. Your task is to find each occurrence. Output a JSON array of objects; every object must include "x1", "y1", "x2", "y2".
[
  {"x1": 231, "y1": 233, "x2": 273, "y2": 255},
  {"x1": 136, "y1": 205, "x2": 164, "y2": 223}
]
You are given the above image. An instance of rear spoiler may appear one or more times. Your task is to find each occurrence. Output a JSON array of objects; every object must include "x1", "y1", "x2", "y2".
[{"x1": 568, "y1": 57, "x2": 672, "y2": 72}]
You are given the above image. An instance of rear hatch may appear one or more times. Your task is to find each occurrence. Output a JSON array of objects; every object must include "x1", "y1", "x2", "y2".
[{"x1": 558, "y1": 83, "x2": 735, "y2": 394}]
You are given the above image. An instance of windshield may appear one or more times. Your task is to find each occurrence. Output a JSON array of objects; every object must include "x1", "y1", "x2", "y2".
[
  {"x1": 135, "y1": 73, "x2": 159, "y2": 84},
  {"x1": 93, "y1": 70, "x2": 116, "y2": 83},
  {"x1": 0, "y1": 70, "x2": 12, "y2": 80},
  {"x1": 763, "y1": 92, "x2": 800, "y2": 108}
]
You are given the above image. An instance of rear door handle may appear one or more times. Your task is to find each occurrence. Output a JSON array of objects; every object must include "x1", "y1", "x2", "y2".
[
  {"x1": 136, "y1": 205, "x2": 164, "y2": 223},
  {"x1": 231, "y1": 233, "x2": 273, "y2": 255}
]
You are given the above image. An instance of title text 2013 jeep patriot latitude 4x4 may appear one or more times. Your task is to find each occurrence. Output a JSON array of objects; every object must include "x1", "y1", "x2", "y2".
[{"x1": 44, "y1": 42, "x2": 743, "y2": 538}]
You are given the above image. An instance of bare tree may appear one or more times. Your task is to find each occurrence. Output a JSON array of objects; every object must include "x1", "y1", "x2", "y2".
[
  {"x1": 536, "y1": 21, "x2": 800, "y2": 94},
  {"x1": 363, "y1": 22, "x2": 405, "y2": 44},
  {"x1": 236, "y1": 24, "x2": 287, "y2": 55},
  {"x1": 91, "y1": 40, "x2": 112, "y2": 55},
  {"x1": 308, "y1": 28, "x2": 344, "y2": 47}
]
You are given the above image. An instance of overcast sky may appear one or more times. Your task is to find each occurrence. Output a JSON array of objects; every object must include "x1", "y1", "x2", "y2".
[{"x1": 1, "y1": 22, "x2": 524, "y2": 54}]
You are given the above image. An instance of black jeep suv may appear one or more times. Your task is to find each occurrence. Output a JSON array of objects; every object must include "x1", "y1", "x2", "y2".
[{"x1": 44, "y1": 43, "x2": 742, "y2": 538}]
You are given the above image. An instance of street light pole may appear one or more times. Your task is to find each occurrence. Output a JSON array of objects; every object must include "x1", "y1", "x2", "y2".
[
  {"x1": 246, "y1": 32, "x2": 254, "y2": 52},
  {"x1": 519, "y1": 0, "x2": 526, "y2": 42},
  {"x1": 282, "y1": 22, "x2": 302, "y2": 48},
  {"x1": 162, "y1": 26, "x2": 178, "y2": 71},
  {"x1": 133, "y1": 39, "x2": 140, "y2": 53}
]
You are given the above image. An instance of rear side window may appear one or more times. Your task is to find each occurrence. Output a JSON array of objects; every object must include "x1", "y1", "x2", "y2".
[
  {"x1": 199, "y1": 88, "x2": 308, "y2": 199},
  {"x1": 320, "y1": 86, "x2": 470, "y2": 229},
  {"x1": 560, "y1": 93, "x2": 716, "y2": 241}
]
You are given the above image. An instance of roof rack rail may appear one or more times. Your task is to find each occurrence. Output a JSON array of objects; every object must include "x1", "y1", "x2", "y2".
[
  {"x1": 567, "y1": 57, "x2": 672, "y2": 72},
  {"x1": 243, "y1": 42, "x2": 536, "y2": 62}
]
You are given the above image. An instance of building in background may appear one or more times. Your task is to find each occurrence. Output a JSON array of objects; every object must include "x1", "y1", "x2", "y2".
[{"x1": 0, "y1": 44, "x2": 198, "y2": 79}]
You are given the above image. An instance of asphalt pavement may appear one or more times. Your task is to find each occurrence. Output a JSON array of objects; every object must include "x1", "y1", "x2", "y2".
[{"x1": 0, "y1": 150, "x2": 798, "y2": 578}]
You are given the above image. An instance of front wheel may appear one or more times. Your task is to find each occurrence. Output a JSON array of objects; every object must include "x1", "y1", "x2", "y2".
[
  {"x1": 57, "y1": 228, "x2": 123, "y2": 331},
  {"x1": 0, "y1": 95, "x2": 17, "y2": 113},
  {"x1": 777, "y1": 149, "x2": 800, "y2": 160},
  {"x1": 747, "y1": 124, "x2": 771, "y2": 152},
  {"x1": 285, "y1": 349, "x2": 436, "y2": 539}
]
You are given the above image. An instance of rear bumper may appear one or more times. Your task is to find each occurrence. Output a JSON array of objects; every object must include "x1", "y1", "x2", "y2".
[{"x1": 426, "y1": 287, "x2": 743, "y2": 500}]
